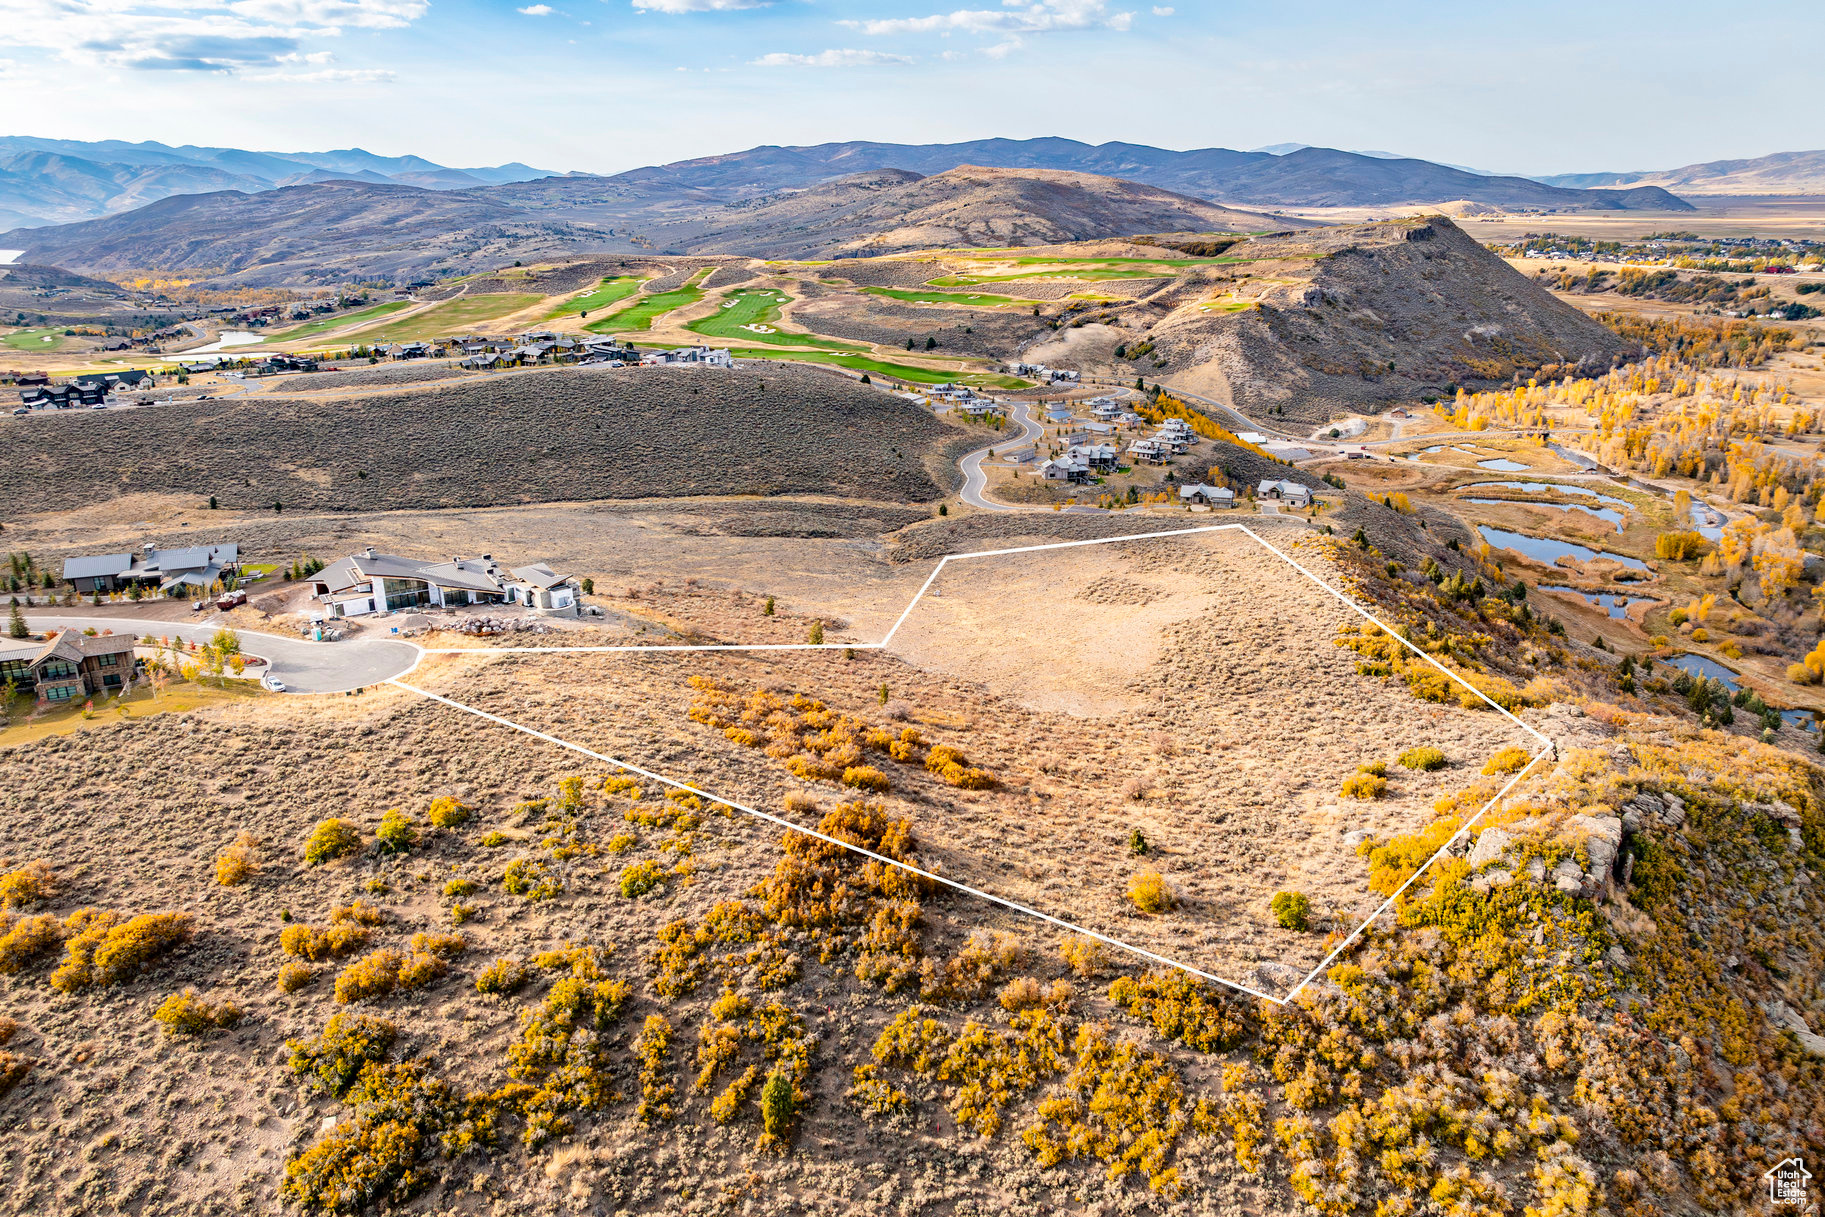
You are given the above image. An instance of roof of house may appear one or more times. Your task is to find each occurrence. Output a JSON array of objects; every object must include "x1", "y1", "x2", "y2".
[
  {"x1": 511, "y1": 563, "x2": 570, "y2": 590},
  {"x1": 147, "y1": 543, "x2": 238, "y2": 572},
  {"x1": 32, "y1": 631, "x2": 137, "y2": 666},
  {"x1": 62, "y1": 553, "x2": 134, "y2": 580},
  {"x1": 1179, "y1": 483, "x2": 1233, "y2": 499}
]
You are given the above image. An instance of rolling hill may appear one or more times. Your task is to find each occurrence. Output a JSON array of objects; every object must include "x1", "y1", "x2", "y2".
[
  {"x1": 656, "y1": 166, "x2": 1306, "y2": 259},
  {"x1": 1536, "y1": 149, "x2": 1825, "y2": 196},
  {"x1": 543, "y1": 138, "x2": 1692, "y2": 213}
]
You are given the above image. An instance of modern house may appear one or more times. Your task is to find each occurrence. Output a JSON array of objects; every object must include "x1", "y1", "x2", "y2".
[
  {"x1": 1068, "y1": 442, "x2": 1118, "y2": 471},
  {"x1": 640, "y1": 346, "x2": 733, "y2": 368},
  {"x1": 1179, "y1": 484, "x2": 1235, "y2": 508},
  {"x1": 63, "y1": 542, "x2": 241, "y2": 594},
  {"x1": 1257, "y1": 479, "x2": 1314, "y2": 508},
  {"x1": 1038, "y1": 454, "x2": 1091, "y2": 483},
  {"x1": 0, "y1": 631, "x2": 140, "y2": 704},
  {"x1": 309, "y1": 548, "x2": 581, "y2": 618}
]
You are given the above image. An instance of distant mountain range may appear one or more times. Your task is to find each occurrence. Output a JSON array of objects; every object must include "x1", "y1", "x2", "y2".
[
  {"x1": 1534, "y1": 149, "x2": 1825, "y2": 196},
  {"x1": 0, "y1": 137, "x2": 550, "y2": 228}
]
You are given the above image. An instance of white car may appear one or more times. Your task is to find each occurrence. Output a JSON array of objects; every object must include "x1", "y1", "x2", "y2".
[{"x1": 263, "y1": 676, "x2": 287, "y2": 693}]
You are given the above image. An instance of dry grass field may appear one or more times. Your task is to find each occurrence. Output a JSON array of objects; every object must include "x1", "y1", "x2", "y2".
[{"x1": 0, "y1": 365, "x2": 974, "y2": 513}]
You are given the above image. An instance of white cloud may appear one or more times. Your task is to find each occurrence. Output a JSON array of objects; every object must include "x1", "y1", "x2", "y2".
[
  {"x1": 518, "y1": 3, "x2": 554, "y2": 12},
  {"x1": 0, "y1": 0, "x2": 428, "y2": 73},
  {"x1": 1151, "y1": 5, "x2": 1173, "y2": 13},
  {"x1": 631, "y1": 0, "x2": 770, "y2": 12},
  {"x1": 841, "y1": 0, "x2": 1132, "y2": 38},
  {"x1": 750, "y1": 48, "x2": 912, "y2": 67},
  {"x1": 228, "y1": 0, "x2": 428, "y2": 29}
]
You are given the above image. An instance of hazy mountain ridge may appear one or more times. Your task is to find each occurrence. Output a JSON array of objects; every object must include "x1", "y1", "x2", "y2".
[
  {"x1": 0, "y1": 136, "x2": 551, "y2": 228},
  {"x1": 1534, "y1": 148, "x2": 1825, "y2": 195},
  {"x1": 498, "y1": 137, "x2": 1693, "y2": 214}
]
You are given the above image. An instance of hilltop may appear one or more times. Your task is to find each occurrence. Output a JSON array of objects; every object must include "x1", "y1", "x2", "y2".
[
  {"x1": 1537, "y1": 148, "x2": 1825, "y2": 195},
  {"x1": 659, "y1": 166, "x2": 1303, "y2": 260}
]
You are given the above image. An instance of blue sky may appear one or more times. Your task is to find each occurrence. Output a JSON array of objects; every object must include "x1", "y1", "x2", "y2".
[{"x1": 2, "y1": 0, "x2": 1821, "y2": 176}]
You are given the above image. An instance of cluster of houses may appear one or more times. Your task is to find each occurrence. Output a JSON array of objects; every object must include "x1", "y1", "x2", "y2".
[
  {"x1": 926, "y1": 383, "x2": 1002, "y2": 416},
  {"x1": 1127, "y1": 418, "x2": 1200, "y2": 466},
  {"x1": 16, "y1": 368, "x2": 154, "y2": 409},
  {"x1": 308, "y1": 548, "x2": 582, "y2": 619},
  {"x1": 1012, "y1": 362, "x2": 1081, "y2": 385},
  {"x1": 215, "y1": 354, "x2": 320, "y2": 379},
  {"x1": 62, "y1": 542, "x2": 241, "y2": 594}
]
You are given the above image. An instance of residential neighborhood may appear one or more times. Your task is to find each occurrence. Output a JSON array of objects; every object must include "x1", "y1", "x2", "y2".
[{"x1": 61, "y1": 542, "x2": 241, "y2": 594}]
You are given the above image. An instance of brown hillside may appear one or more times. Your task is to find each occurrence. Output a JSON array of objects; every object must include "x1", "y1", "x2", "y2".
[
  {"x1": 1020, "y1": 216, "x2": 1627, "y2": 422},
  {"x1": 661, "y1": 166, "x2": 1305, "y2": 259}
]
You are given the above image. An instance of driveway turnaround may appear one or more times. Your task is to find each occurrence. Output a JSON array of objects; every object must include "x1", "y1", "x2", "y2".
[{"x1": 24, "y1": 615, "x2": 421, "y2": 694}]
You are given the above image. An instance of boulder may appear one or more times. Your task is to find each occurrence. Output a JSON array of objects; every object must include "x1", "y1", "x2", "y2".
[
  {"x1": 1568, "y1": 814, "x2": 1623, "y2": 891},
  {"x1": 1467, "y1": 827, "x2": 1513, "y2": 869}
]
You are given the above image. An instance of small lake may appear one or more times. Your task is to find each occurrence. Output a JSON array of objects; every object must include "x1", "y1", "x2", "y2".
[
  {"x1": 1540, "y1": 585, "x2": 1655, "y2": 618},
  {"x1": 1476, "y1": 458, "x2": 1532, "y2": 472},
  {"x1": 1690, "y1": 502, "x2": 1724, "y2": 540},
  {"x1": 1477, "y1": 526, "x2": 1649, "y2": 571},
  {"x1": 1547, "y1": 442, "x2": 1601, "y2": 470},
  {"x1": 1468, "y1": 499, "x2": 1624, "y2": 533},
  {"x1": 1665, "y1": 653, "x2": 1739, "y2": 690}
]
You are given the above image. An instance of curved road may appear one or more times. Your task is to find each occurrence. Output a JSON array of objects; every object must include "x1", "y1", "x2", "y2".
[
  {"x1": 957, "y1": 398, "x2": 1044, "y2": 511},
  {"x1": 25, "y1": 615, "x2": 421, "y2": 695}
]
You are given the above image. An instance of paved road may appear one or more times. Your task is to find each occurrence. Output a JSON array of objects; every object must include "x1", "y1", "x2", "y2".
[
  {"x1": 25, "y1": 615, "x2": 421, "y2": 694},
  {"x1": 957, "y1": 398, "x2": 1044, "y2": 511}
]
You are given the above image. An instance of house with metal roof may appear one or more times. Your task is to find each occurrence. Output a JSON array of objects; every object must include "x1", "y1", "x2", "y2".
[
  {"x1": 61, "y1": 542, "x2": 240, "y2": 593},
  {"x1": 309, "y1": 548, "x2": 580, "y2": 618}
]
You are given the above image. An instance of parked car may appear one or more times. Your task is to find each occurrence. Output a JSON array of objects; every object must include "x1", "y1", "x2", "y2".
[
  {"x1": 90, "y1": 403, "x2": 107, "y2": 410},
  {"x1": 263, "y1": 676, "x2": 287, "y2": 693},
  {"x1": 11, "y1": 407, "x2": 26, "y2": 416},
  {"x1": 191, "y1": 600, "x2": 205, "y2": 612}
]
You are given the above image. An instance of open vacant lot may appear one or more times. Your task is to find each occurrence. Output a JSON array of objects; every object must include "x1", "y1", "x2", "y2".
[{"x1": 0, "y1": 365, "x2": 974, "y2": 512}]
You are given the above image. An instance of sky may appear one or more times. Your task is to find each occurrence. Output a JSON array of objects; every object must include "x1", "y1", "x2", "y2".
[{"x1": 2, "y1": 0, "x2": 1821, "y2": 177}]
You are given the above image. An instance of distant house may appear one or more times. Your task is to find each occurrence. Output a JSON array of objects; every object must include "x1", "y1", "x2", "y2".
[
  {"x1": 1179, "y1": 484, "x2": 1235, "y2": 508},
  {"x1": 62, "y1": 542, "x2": 240, "y2": 594},
  {"x1": 1, "y1": 631, "x2": 140, "y2": 705},
  {"x1": 387, "y1": 342, "x2": 431, "y2": 360},
  {"x1": 641, "y1": 346, "x2": 733, "y2": 368},
  {"x1": 1090, "y1": 401, "x2": 1121, "y2": 422},
  {"x1": 1043, "y1": 404, "x2": 1074, "y2": 423},
  {"x1": 1039, "y1": 454, "x2": 1091, "y2": 483},
  {"x1": 1068, "y1": 442, "x2": 1118, "y2": 471},
  {"x1": 1128, "y1": 438, "x2": 1168, "y2": 465},
  {"x1": 1257, "y1": 479, "x2": 1313, "y2": 508},
  {"x1": 309, "y1": 548, "x2": 581, "y2": 618},
  {"x1": 461, "y1": 352, "x2": 509, "y2": 370}
]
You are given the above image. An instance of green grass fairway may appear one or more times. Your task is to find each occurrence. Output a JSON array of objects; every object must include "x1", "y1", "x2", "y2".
[
  {"x1": 686, "y1": 288, "x2": 867, "y2": 351},
  {"x1": 2, "y1": 327, "x2": 73, "y2": 352},
  {"x1": 545, "y1": 276, "x2": 645, "y2": 320},
  {"x1": 346, "y1": 294, "x2": 543, "y2": 344},
  {"x1": 861, "y1": 287, "x2": 1034, "y2": 308},
  {"x1": 585, "y1": 269, "x2": 713, "y2": 334},
  {"x1": 725, "y1": 347, "x2": 1026, "y2": 387},
  {"x1": 927, "y1": 266, "x2": 1177, "y2": 286},
  {"x1": 264, "y1": 301, "x2": 409, "y2": 344}
]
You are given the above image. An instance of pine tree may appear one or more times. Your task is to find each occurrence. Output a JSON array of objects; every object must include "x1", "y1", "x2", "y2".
[{"x1": 7, "y1": 604, "x2": 25, "y2": 639}]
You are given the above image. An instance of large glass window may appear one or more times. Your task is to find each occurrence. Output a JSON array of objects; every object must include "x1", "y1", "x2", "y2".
[
  {"x1": 40, "y1": 660, "x2": 76, "y2": 679},
  {"x1": 44, "y1": 684, "x2": 77, "y2": 701}
]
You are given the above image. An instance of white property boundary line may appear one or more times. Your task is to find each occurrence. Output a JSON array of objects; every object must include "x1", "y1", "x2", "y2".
[{"x1": 391, "y1": 523, "x2": 1557, "y2": 1005}]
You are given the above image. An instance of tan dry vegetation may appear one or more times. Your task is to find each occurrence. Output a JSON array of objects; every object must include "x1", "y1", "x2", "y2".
[{"x1": 397, "y1": 529, "x2": 1527, "y2": 989}]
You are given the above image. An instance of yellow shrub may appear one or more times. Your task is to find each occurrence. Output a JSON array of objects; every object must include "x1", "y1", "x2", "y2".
[
  {"x1": 841, "y1": 765, "x2": 891, "y2": 792},
  {"x1": 1482, "y1": 746, "x2": 1532, "y2": 775},
  {"x1": 1397, "y1": 746, "x2": 1446, "y2": 772},
  {"x1": 635, "y1": 1014, "x2": 675, "y2": 1124},
  {"x1": 280, "y1": 921, "x2": 372, "y2": 962},
  {"x1": 50, "y1": 910, "x2": 193, "y2": 993},
  {"x1": 285, "y1": 1012, "x2": 398, "y2": 1097},
  {"x1": 333, "y1": 942, "x2": 455, "y2": 1004},
  {"x1": 924, "y1": 744, "x2": 967, "y2": 773},
  {"x1": 1128, "y1": 871, "x2": 1176, "y2": 914},
  {"x1": 0, "y1": 861, "x2": 54, "y2": 909},
  {"x1": 1058, "y1": 934, "x2": 1107, "y2": 978},
  {"x1": 302, "y1": 819, "x2": 361, "y2": 867},
  {"x1": 426, "y1": 795, "x2": 471, "y2": 828},
  {"x1": 619, "y1": 860, "x2": 668, "y2": 899},
  {"x1": 475, "y1": 958, "x2": 528, "y2": 996},
  {"x1": 1340, "y1": 771, "x2": 1387, "y2": 799},
  {"x1": 277, "y1": 961, "x2": 316, "y2": 993},
  {"x1": 0, "y1": 913, "x2": 62, "y2": 974},
  {"x1": 214, "y1": 832, "x2": 261, "y2": 886},
  {"x1": 154, "y1": 988, "x2": 242, "y2": 1035}
]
